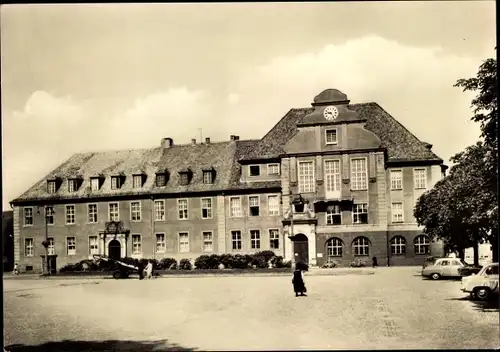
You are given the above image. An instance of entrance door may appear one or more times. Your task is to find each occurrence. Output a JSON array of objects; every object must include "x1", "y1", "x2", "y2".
[
  {"x1": 48, "y1": 256, "x2": 57, "y2": 274},
  {"x1": 108, "y1": 240, "x2": 121, "y2": 260},
  {"x1": 292, "y1": 233, "x2": 309, "y2": 265}
]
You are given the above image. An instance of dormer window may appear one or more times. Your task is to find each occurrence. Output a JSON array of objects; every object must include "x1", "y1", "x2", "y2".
[
  {"x1": 133, "y1": 175, "x2": 143, "y2": 188},
  {"x1": 68, "y1": 179, "x2": 78, "y2": 192},
  {"x1": 249, "y1": 165, "x2": 260, "y2": 177},
  {"x1": 111, "y1": 176, "x2": 122, "y2": 190},
  {"x1": 202, "y1": 167, "x2": 215, "y2": 184},
  {"x1": 90, "y1": 177, "x2": 101, "y2": 191},
  {"x1": 325, "y1": 129, "x2": 338, "y2": 145},
  {"x1": 156, "y1": 173, "x2": 167, "y2": 187},
  {"x1": 47, "y1": 181, "x2": 57, "y2": 194},
  {"x1": 178, "y1": 169, "x2": 192, "y2": 186}
]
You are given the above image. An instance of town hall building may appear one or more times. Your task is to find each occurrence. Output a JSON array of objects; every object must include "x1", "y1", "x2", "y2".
[{"x1": 10, "y1": 89, "x2": 446, "y2": 272}]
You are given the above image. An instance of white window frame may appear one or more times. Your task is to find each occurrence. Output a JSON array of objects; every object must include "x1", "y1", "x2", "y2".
[
  {"x1": 177, "y1": 199, "x2": 189, "y2": 220},
  {"x1": 108, "y1": 202, "x2": 119, "y2": 222},
  {"x1": 353, "y1": 237, "x2": 370, "y2": 256},
  {"x1": 269, "y1": 229, "x2": 280, "y2": 249},
  {"x1": 67, "y1": 236, "x2": 76, "y2": 256},
  {"x1": 352, "y1": 203, "x2": 368, "y2": 224},
  {"x1": 201, "y1": 198, "x2": 213, "y2": 219},
  {"x1": 351, "y1": 158, "x2": 368, "y2": 191},
  {"x1": 155, "y1": 233, "x2": 166, "y2": 253},
  {"x1": 202, "y1": 171, "x2": 213, "y2": 184},
  {"x1": 24, "y1": 238, "x2": 34, "y2": 257},
  {"x1": 47, "y1": 237, "x2": 55, "y2": 255},
  {"x1": 298, "y1": 160, "x2": 315, "y2": 193},
  {"x1": 229, "y1": 197, "x2": 242, "y2": 218},
  {"x1": 326, "y1": 204, "x2": 342, "y2": 225},
  {"x1": 250, "y1": 229, "x2": 261, "y2": 250},
  {"x1": 327, "y1": 238, "x2": 343, "y2": 257},
  {"x1": 90, "y1": 178, "x2": 100, "y2": 191},
  {"x1": 231, "y1": 230, "x2": 242, "y2": 251},
  {"x1": 391, "y1": 202, "x2": 404, "y2": 223},
  {"x1": 45, "y1": 206, "x2": 54, "y2": 225},
  {"x1": 89, "y1": 236, "x2": 99, "y2": 255},
  {"x1": 154, "y1": 200, "x2": 165, "y2": 221},
  {"x1": 414, "y1": 168, "x2": 427, "y2": 189},
  {"x1": 87, "y1": 204, "x2": 98, "y2": 224},
  {"x1": 131, "y1": 234, "x2": 142, "y2": 255},
  {"x1": 156, "y1": 173, "x2": 167, "y2": 187},
  {"x1": 267, "y1": 163, "x2": 280, "y2": 176},
  {"x1": 248, "y1": 195, "x2": 260, "y2": 217},
  {"x1": 24, "y1": 207, "x2": 33, "y2": 227},
  {"x1": 248, "y1": 165, "x2": 261, "y2": 177},
  {"x1": 267, "y1": 195, "x2": 280, "y2": 216},
  {"x1": 130, "y1": 201, "x2": 142, "y2": 222},
  {"x1": 111, "y1": 176, "x2": 121, "y2": 190},
  {"x1": 324, "y1": 159, "x2": 341, "y2": 197},
  {"x1": 390, "y1": 170, "x2": 403, "y2": 190},
  {"x1": 65, "y1": 205, "x2": 76, "y2": 225},
  {"x1": 178, "y1": 232, "x2": 189, "y2": 253},
  {"x1": 325, "y1": 128, "x2": 338, "y2": 145},
  {"x1": 68, "y1": 179, "x2": 78, "y2": 193},
  {"x1": 391, "y1": 236, "x2": 406, "y2": 255},
  {"x1": 47, "y1": 180, "x2": 57, "y2": 194},
  {"x1": 414, "y1": 235, "x2": 430, "y2": 255},
  {"x1": 132, "y1": 175, "x2": 142, "y2": 188},
  {"x1": 202, "y1": 231, "x2": 213, "y2": 252}
]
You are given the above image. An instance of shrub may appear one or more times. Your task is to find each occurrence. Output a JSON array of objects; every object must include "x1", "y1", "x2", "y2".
[
  {"x1": 232, "y1": 254, "x2": 249, "y2": 269},
  {"x1": 219, "y1": 254, "x2": 234, "y2": 269},
  {"x1": 194, "y1": 255, "x2": 211, "y2": 269},
  {"x1": 179, "y1": 258, "x2": 193, "y2": 270},
  {"x1": 207, "y1": 254, "x2": 221, "y2": 269},
  {"x1": 159, "y1": 258, "x2": 178, "y2": 270},
  {"x1": 282, "y1": 260, "x2": 292, "y2": 268},
  {"x1": 271, "y1": 256, "x2": 284, "y2": 268}
]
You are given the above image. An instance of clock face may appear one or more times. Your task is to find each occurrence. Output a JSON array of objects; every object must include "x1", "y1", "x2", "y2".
[{"x1": 323, "y1": 105, "x2": 339, "y2": 120}]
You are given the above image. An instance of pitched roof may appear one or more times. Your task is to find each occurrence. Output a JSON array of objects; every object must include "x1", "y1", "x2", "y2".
[{"x1": 242, "y1": 102, "x2": 443, "y2": 163}]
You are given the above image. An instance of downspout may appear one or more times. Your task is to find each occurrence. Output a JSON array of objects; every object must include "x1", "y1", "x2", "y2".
[
  {"x1": 151, "y1": 196, "x2": 155, "y2": 261},
  {"x1": 386, "y1": 230, "x2": 390, "y2": 267}
]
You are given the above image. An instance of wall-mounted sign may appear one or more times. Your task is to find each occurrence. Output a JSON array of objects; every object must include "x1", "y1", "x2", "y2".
[{"x1": 317, "y1": 253, "x2": 323, "y2": 258}]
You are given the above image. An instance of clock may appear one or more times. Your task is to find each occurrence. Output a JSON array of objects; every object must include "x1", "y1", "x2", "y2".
[{"x1": 323, "y1": 106, "x2": 339, "y2": 120}]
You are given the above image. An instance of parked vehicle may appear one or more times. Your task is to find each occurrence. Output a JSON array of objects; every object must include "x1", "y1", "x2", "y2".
[
  {"x1": 350, "y1": 259, "x2": 366, "y2": 268},
  {"x1": 461, "y1": 262, "x2": 499, "y2": 300},
  {"x1": 458, "y1": 264, "x2": 483, "y2": 277},
  {"x1": 421, "y1": 258, "x2": 466, "y2": 280},
  {"x1": 93, "y1": 255, "x2": 140, "y2": 279}
]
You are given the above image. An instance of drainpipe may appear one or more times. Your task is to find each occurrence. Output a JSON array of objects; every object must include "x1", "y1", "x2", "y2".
[
  {"x1": 386, "y1": 230, "x2": 390, "y2": 267},
  {"x1": 151, "y1": 196, "x2": 155, "y2": 261}
]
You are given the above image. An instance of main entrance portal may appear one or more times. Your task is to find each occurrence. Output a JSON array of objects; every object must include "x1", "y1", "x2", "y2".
[
  {"x1": 108, "y1": 239, "x2": 121, "y2": 260},
  {"x1": 291, "y1": 233, "x2": 309, "y2": 265}
]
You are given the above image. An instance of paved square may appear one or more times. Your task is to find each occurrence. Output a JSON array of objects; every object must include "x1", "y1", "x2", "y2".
[{"x1": 4, "y1": 267, "x2": 499, "y2": 350}]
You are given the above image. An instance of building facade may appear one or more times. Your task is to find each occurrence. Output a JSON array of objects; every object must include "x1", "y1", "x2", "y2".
[{"x1": 10, "y1": 89, "x2": 446, "y2": 272}]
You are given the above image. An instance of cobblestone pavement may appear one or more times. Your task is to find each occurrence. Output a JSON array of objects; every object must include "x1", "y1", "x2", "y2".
[{"x1": 4, "y1": 266, "x2": 499, "y2": 350}]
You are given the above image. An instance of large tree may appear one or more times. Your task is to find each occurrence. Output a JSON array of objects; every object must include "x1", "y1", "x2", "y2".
[{"x1": 415, "y1": 57, "x2": 498, "y2": 263}]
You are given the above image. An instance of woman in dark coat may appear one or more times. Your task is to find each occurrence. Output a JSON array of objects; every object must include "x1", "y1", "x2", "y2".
[{"x1": 292, "y1": 263, "x2": 307, "y2": 297}]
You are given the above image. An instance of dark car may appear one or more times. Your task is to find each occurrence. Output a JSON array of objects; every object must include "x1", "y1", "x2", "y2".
[{"x1": 459, "y1": 264, "x2": 483, "y2": 277}]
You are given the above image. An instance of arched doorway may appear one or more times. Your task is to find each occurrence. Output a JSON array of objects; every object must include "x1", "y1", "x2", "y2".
[
  {"x1": 108, "y1": 239, "x2": 121, "y2": 260},
  {"x1": 291, "y1": 233, "x2": 309, "y2": 265}
]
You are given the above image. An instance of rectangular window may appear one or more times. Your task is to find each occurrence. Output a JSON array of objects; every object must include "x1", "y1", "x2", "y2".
[
  {"x1": 156, "y1": 174, "x2": 166, "y2": 187},
  {"x1": 47, "y1": 181, "x2": 57, "y2": 194},
  {"x1": 414, "y1": 169, "x2": 427, "y2": 189},
  {"x1": 352, "y1": 204, "x2": 368, "y2": 224},
  {"x1": 201, "y1": 198, "x2": 213, "y2": 219},
  {"x1": 130, "y1": 201, "x2": 142, "y2": 222},
  {"x1": 132, "y1": 234, "x2": 141, "y2": 254},
  {"x1": 47, "y1": 238, "x2": 55, "y2": 255},
  {"x1": 232, "y1": 230, "x2": 242, "y2": 250},
  {"x1": 203, "y1": 231, "x2": 213, "y2": 252},
  {"x1": 298, "y1": 161, "x2": 315, "y2": 193},
  {"x1": 268, "y1": 195, "x2": 280, "y2": 216},
  {"x1": 391, "y1": 202, "x2": 404, "y2": 223},
  {"x1": 45, "y1": 206, "x2": 54, "y2": 225},
  {"x1": 230, "y1": 197, "x2": 242, "y2": 217},
  {"x1": 351, "y1": 158, "x2": 367, "y2": 190},
  {"x1": 178, "y1": 199, "x2": 188, "y2": 220},
  {"x1": 154, "y1": 200, "x2": 165, "y2": 221},
  {"x1": 203, "y1": 171, "x2": 213, "y2": 184},
  {"x1": 179, "y1": 232, "x2": 189, "y2": 253},
  {"x1": 156, "y1": 233, "x2": 166, "y2": 253},
  {"x1": 249, "y1": 165, "x2": 260, "y2": 176},
  {"x1": 65, "y1": 205, "x2": 75, "y2": 225},
  {"x1": 109, "y1": 203, "x2": 119, "y2": 221},
  {"x1": 24, "y1": 207, "x2": 33, "y2": 226},
  {"x1": 390, "y1": 170, "x2": 403, "y2": 190},
  {"x1": 24, "y1": 238, "x2": 34, "y2": 256},
  {"x1": 132, "y1": 175, "x2": 142, "y2": 188},
  {"x1": 89, "y1": 236, "x2": 99, "y2": 255},
  {"x1": 111, "y1": 176, "x2": 121, "y2": 190},
  {"x1": 326, "y1": 204, "x2": 342, "y2": 225},
  {"x1": 325, "y1": 160, "x2": 341, "y2": 197},
  {"x1": 250, "y1": 230, "x2": 261, "y2": 249},
  {"x1": 90, "y1": 178, "x2": 100, "y2": 191},
  {"x1": 269, "y1": 229, "x2": 280, "y2": 249},
  {"x1": 249, "y1": 196, "x2": 260, "y2": 216},
  {"x1": 67, "y1": 237, "x2": 76, "y2": 255},
  {"x1": 267, "y1": 164, "x2": 280, "y2": 176},
  {"x1": 88, "y1": 204, "x2": 98, "y2": 223},
  {"x1": 68, "y1": 179, "x2": 78, "y2": 193},
  {"x1": 325, "y1": 129, "x2": 338, "y2": 144}
]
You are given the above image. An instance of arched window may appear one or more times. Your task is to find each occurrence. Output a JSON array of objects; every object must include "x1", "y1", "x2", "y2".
[
  {"x1": 390, "y1": 236, "x2": 406, "y2": 255},
  {"x1": 414, "y1": 235, "x2": 430, "y2": 255},
  {"x1": 326, "y1": 238, "x2": 343, "y2": 258},
  {"x1": 352, "y1": 236, "x2": 370, "y2": 256}
]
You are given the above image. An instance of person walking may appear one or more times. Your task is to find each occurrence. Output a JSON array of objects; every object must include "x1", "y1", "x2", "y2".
[
  {"x1": 292, "y1": 263, "x2": 307, "y2": 297},
  {"x1": 372, "y1": 256, "x2": 378, "y2": 268},
  {"x1": 13, "y1": 263, "x2": 19, "y2": 275},
  {"x1": 137, "y1": 260, "x2": 145, "y2": 280},
  {"x1": 144, "y1": 260, "x2": 153, "y2": 279}
]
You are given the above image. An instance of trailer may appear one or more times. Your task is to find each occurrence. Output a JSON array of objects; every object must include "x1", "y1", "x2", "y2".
[{"x1": 92, "y1": 254, "x2": 140, "y2": 279}]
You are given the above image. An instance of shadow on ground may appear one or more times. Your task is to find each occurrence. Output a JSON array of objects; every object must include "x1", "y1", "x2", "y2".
[
  {"x1": 447, "y1": 295, "x2": 499, "y2": 312},
  {"x1": 5, "y1": 339, "x2": 196, "y2": 352}
]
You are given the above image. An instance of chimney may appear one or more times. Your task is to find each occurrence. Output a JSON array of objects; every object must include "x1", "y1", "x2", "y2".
[
  {"x1": 230, "y1": 135, "x2": 240, "y2": 141},
  {"x1": 161, "y1": 137, "x2": 174, "y2": 148},
  {"x1": 191, "y1": 138, "x2": 196, "y2": 145},
  {"x1": 205, "y1": 137, "x2": 211, "y2": 144}
]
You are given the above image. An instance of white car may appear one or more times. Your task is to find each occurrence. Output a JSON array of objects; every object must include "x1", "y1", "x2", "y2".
[
  {"x1": 421, "y1": 258, "x2": 466, "y2": 280},
  {"x1": 461, "y1": 262, "x2": 499, "y2": 300}
]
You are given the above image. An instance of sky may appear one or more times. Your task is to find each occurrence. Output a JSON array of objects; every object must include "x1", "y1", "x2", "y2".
[{"x1": 1, "y1": 2, "x2": 496, "y2": 210}]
